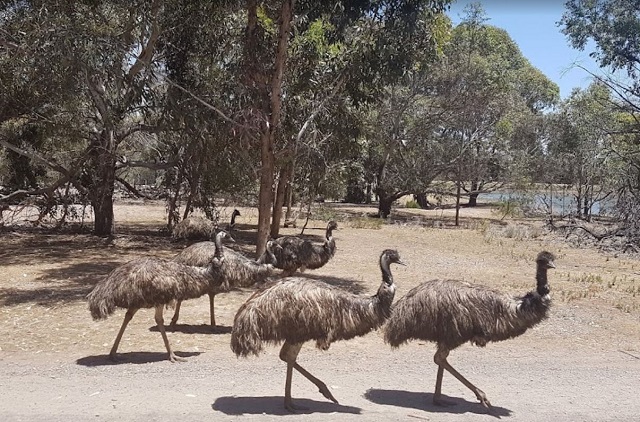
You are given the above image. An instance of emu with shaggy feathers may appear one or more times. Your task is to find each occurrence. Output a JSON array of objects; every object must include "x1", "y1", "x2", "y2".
[
  {"x1": 384, "y1": 251, "x2": 556, "y2": 409},
  {"x1": 169, "y1": 236, "x2": 279, "y2": 327},
  {"x1": 272, "y1": 220, "x2": 338, "y2": 276},
  {"x1": 231, "y1": 249, "x2": 404, "y2": 412},
  {"x1": 86, "y1": 231, "x2": 234, "y2": 363}
]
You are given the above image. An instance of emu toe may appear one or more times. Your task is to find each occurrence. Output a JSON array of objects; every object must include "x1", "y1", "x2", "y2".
[{"x1": 317, "y1": 383, "x2": 339, "y2": 404}]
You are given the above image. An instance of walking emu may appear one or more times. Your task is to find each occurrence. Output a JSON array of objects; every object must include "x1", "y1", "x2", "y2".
[
  {"x1": 169, "y1": 236, "x2": 279, "y2": 327},
  {"x1": 384, "y1": 251, "x2": 556, "y2": 408},
  {"x1": 231, "y1": 249, "x2": 404, "y2": 411},
  {"x1": 87, "y1": 231, "x2": 235, "y2": 363},
  {"x1": 272, "y1": 220, "x2": 338, "y2": 276}
]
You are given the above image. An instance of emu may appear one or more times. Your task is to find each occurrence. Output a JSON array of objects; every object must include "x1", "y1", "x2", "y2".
[
  {"x1": 169, "y1": 236, "x2": 279, "y2": 328},
  {"x1": 87, "y1": 231, "x2": 235, "y2": 362},
  {"x1": 272, "y1": 220, "x2": 338, "y2": 276},
  {"x1": 384, "y1": 251, "x2": 556, "y2": 408},
  {"x1": 231, "y1": 249, "x2": 404, "y2": 411}
]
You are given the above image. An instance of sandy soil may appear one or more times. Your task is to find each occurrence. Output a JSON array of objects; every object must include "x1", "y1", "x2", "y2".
[{"x1": 0, "y1": 201, "x2": 639, "y2": 422}]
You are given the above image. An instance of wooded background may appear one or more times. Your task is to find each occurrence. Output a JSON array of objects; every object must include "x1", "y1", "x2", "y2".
[{"x1": 1, "y1": 0, "x2": 639, "y2": 252}]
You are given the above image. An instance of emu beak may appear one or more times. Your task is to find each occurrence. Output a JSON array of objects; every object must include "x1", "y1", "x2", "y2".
[
  {"x1": 397, "y1": 259, "x2": 407, "y2": 266},
  {"x1": 548, "y1": 261, "x2": 556, "y2": 269},
  {"x1": 227, "y1": 234, "x2": 236, "y2": 243}
]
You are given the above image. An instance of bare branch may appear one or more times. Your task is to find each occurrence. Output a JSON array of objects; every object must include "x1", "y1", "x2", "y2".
[
  {"x1": 115, "y1": 176, "x2": 156, "y2": 200},
  {"x1": 164, "y1": 76, "x2": 258, "y2": 139},
  {"x1": 0, "y1": 139, "x2": 70, "y2": 175},
  {"x1": 127, "y1": 0, "x2": 163, "y2": 82}
]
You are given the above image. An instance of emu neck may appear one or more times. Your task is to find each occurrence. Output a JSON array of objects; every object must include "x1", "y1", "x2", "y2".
[
  {"x1": 381, "y1": 260, "x2": 393, "y2": 286},
  {"x1": 214, "y1": 234, "x2": 224, "y2": 260},
  {"x1": 536, "y1": 265, "x2": 549, "y2": 295},
  {"x1": 325, "y1": 227, "x2": 334, "y2": 242},
  {"x1": 374, "y1": 259, "x2": 396, "y2": 318}
]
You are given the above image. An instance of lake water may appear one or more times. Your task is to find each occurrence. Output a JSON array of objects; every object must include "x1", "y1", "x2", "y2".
[{"x1": 478, "y1": 191, "x2": 615, "y2": 216}]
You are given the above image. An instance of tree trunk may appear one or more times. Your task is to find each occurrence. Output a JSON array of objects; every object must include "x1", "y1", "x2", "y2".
[
  {"x1": 257, "y1": 130, "x2": 275, "y2": 255},
  {"x1": 467, "y1": 193, "x2": 478, "y2": 207},
  {"x1": 89, "y1": 129, "x2": 116, "y2": 236},
  {"x1": 378, "y1": 196, "x2": 394, "y2": 219},
  {"x1": 254, "y1": 0, "x2": 294, "y2": 256},
  {"x1": 467, "y1": 180, "x2": 479, "y2": 207},
  {"x1": 271, "y1": 163, "x2": 291, "y2": 237},
  {"x1": 415, "y1": 192, "x2": 430, "y2": 209}
]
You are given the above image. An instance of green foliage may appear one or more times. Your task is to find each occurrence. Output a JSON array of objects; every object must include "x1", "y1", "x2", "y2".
[{"x1": 404, "y1": 199, "x2": 420, "y2": 209}]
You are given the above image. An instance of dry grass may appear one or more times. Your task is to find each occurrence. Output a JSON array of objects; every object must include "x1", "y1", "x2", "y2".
[{"x1": 0, "y1": 199, "x2": 638, "y2": 358}]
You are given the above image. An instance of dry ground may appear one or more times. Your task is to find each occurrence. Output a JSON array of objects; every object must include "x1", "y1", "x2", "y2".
[{"x1": 0, "y1": 200, "x2": 639, "y2": 422}]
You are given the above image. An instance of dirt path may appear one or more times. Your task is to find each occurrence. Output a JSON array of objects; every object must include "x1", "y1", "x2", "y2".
[{"x1": 1, "y1": 202, "x2": 639, "y2": 421}]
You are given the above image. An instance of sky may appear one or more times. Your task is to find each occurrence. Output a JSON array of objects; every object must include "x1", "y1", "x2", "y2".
[{"x1": 447, "y1": 0, "x2": 602, "y2": 100}]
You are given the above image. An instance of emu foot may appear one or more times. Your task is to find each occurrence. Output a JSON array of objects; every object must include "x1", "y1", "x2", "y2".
[
  {"x1": 169, "y1": 353, "x2": 188, "y2": 363},
  {"x1": 284, "y1": 398, "x2": 308, "y2": 413},
  {"x1": 317, "y1": 382, "x2": 339, "y2": 404},
  {"x1": 476, "y1": 391, "x2": 491, "y2": 409}
]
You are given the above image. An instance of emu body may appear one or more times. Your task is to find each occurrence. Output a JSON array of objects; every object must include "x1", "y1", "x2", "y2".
[
  {"x1": 384, "y1": 251, "x2": 555, "y2": 408},
  {"x1": 231, "y1": 249, "x2": 403, "y2": 411},
  {"x1": 170, "y1": 239, "x2": 278, "y2": 327},
  {"x1": 272, "y1": 221, "x2": 337, "y2": 276},
  {"x1": 86, "y1": 232, "x2": 233, "y2": 362}
]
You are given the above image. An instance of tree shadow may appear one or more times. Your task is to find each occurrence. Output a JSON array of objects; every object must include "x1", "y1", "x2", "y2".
[
  {"x1": 364, "y1": 389, "x2": 511, "y2": 418},
  {"x1": 211, "y1": 396, "x2": 361, "y2": 416},
  {"x1": 76, "y1": 351, "x2": 202, "y2": 366},
  {"x1": 153, "y1": 324, "x2": 232, "y2": 335},
  {"x1": 0, "y1": 261, "x2": 122, "y2": 307}
]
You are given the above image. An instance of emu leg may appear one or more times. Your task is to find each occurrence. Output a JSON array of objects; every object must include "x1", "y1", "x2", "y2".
[
  {"x1": 209, "y1": 293, "x2": 216, "y2": 326},
  {"x1": 433, "y1": 348, "x2": 491, "y2": 408},
  {"x1": 155, "y1": 305, "x2": 186, "y2": 363},
  {"x1": 169, "y1": 300, "x2": 182, "y2": 329},
  {"x1": 109, "y1": 308, "x2": 138, "y2": 361},
  {"x1": 279, "y1": 341, "x2": 338, "y2": 412}
]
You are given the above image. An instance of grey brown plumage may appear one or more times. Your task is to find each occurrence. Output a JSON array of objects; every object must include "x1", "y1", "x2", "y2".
[
  {"x1": 272, "y1": 221, "x2": 338, "y2": 276},
  {"x1": 169, "y1": 238, "x2": 279, "y2": 327},
  {"x1": 231, "y1": 249, "x2": 403, "y2": 411},
  {"x1": 86, "y1": 231, "x2": 234, "y2": 362},
  {"x1": 384, "y1": 251, "x2": 556, "y2": 408}
]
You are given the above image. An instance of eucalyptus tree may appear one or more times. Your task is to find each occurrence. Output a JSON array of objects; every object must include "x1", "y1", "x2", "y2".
[
  {"x1": 240, "y1": 0, "x2": 451, "y2": 252},
  {"x1": 0, "y1": 0, "x2": 169, "y2": 235},
  {"x1": 438, "y1": 4, "x2": 558, "y2": 221},
  {"x1": 561, "y1": 0, "x2": 640, "y2": 243},
  {"x1": 547, "y1": 82, "x2": 617, "y2": 220}
]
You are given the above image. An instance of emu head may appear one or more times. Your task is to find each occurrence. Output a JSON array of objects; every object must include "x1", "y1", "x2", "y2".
[
  {"x1": 327, "y1": 220, "x2": 338, "y2": 232},
  {"x1": 536, "y1": 251, "x2": 556, "y2": 269},
  {"x1": 232, "y1": 209, "x2": 241, "y2": 217},
  {"x1": 380, "y1": 249, "x2": 405, "y2": 285},
  {"x1": 535, "y1": 251, "x2": 555, "y2": 296}
]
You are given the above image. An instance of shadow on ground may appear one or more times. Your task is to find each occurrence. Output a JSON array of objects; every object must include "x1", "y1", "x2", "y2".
[
  {"x1": 153, "y1": 324, "x2": 232, "y2": 335},
  {"x1": 0, "y1": 261, "x2": 122, "y2": 307},
  {"x1": 364, "y1": 389, "x2": 511, "y2": 418},
  {"x1": 212, "y1": 396, "x2": 361, "y2": 416},
  {"x1": 76, "y1": 351, "x2": 202, "y2": 366}
]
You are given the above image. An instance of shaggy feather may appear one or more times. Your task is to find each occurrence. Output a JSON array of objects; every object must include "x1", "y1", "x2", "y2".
[
  {"x1": 87, "y1": 258, "x2": 224, "y2": 320},
  {"x1": 384, "y1": 251, "x2": 555, "y2": 350},
  {"x1": 272, "y1": 221, "x2": 338, "y2": 275},
  {"x1": 169, "y1": 238, "x2": 279, "y2": 326},
  {"x1": 172, "y1": 216, "x2": 217, "y2": 241},
  {"x1": 231, "y1": 249, "x2": 402, "y2": 357}
]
